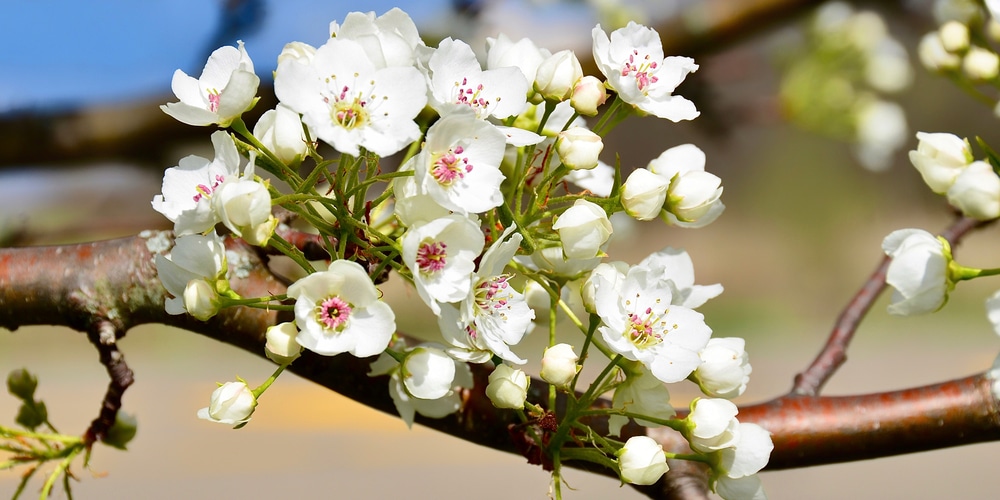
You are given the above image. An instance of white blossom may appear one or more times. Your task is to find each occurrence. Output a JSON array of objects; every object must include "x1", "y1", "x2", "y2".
[
  {"x1": 608, "y1": 366, "x2": 675, "y2": 436},
  {"x1": 540, "y1": 343, "x2": 580, "y2": 388},
  {"x1": 253, "y1": 104, "x2": 307, "y2": 165},
  {"x1": 197, "y1": 381, "x2": 257, "y2": 427},
  {"x1": 882, "y1": 228, "x2": 952, "y2": 315},
  {"x1": 946, "y1": 161, "x2": 1000, "y2": 220},
  {"x1": 161, "y1": 41, "x2": 259, "y2": 127},
  {"x1": 694, "y1": 337, "x2": 752, "y2": 399},
  {"x1": 534, "y1": 50, "x2": 583, "y2": 101},
  {"x1": 427, "y1": 38, "x2": 528, "y2": 120},
  {"x1": 908, "y1": 131, "x2": 973, "y2": 194},
  {"x1": 637, "y1": 247, "x2": 723, "y2": 309},
  {"x1": 617, "y1": 436, "x2": 669, "y2": 485},
  {"x1": 621, "y1": 168, "x2": 669, "y2": 221},
  {"x1": 555, "y1": 127, "x2": 603, "y2": 170},
  {"x1": 486, "y1": 364, "x2": 529, "y2": 409},
  {"x1": 155, "y1": 232, "x2": 228, "y2": 317},
  {"x1": 265, "y1": 322, "x2": 302, "y2": 365},
  {"x1": 571, "y1": 75, "x2": 609, "y2": 116},
  {"x1": 401, "y1": 214, "x2": 485, "y2": 315},
  {"x1": 552, "y1": 200, "x2": 612, "y2": 260}
]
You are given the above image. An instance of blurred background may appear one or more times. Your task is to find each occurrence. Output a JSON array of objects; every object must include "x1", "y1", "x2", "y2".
[{"x1": 4, "y1": 0, "x2": 1000, "y2": 498}]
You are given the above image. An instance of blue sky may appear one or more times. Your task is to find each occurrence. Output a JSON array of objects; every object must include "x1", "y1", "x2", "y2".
[{"x1": 0, "y1": 1, "x2": 451, "y2": 110}]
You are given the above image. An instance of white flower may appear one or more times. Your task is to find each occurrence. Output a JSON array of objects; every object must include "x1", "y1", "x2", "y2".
[
  {"x1": 370, "y1": 342, "x2": 474, "y2": 428},
  {"x1": 161, "y1": 41, "x2": 259, "y2": 127},
  {"x1": 457, "y1": 228, "x2": 533, "y2": 364},
  {"x1": 715, "y1": 474, "x2": 767, "y2": 500},
  {"x1": 595, "y1": 264, "x2": 713, "y2": 383},
  {"x1": 534, "y1": 50, "x2": 583, "y2": 101},
  {"x1": 986, "y1": 290, "x2": 1000, "y2": 336},
  {"x1": 552, "y1": 200, "x2": 612, "y2": 260},
  {"x1": 582, "y1": 261, "x2": 629, "y2": 314},
  {"x1": 566, "y1": 161, "x2": 615, "y2": 197},
  {"x1": 963, "y1": 46, "x2": 1000, "y2": 80},
  {"x1": 608, "y1": 366, "x2": 675, "y2": 436},
  {"x1": 522, "y1": 244, "x2": 604, "y2": 278},
  {"x1": 617, "y1": 436, "x2": 669, "y2": 485},
  {"x1": 686, "y1": 398, "x2": 740, "y2": 453},
  {"x1": 571, "y1": 75, "x2": 609, "y2": 116},
  {"x1": 155, "y1": 232, "x2": 228, "y2": 317},
  {"x1": 286, "y1": 260, "x2": 396, "y2": 357},
  {"x1": 555, "y1": 127, "x2": 603, "y2": 170},
  {"x1": 917, "y1": 32, "x2": 960, "y2": 72},
  {"x1": 428, "y1": 38, "x2": 528, "y2": 120},
  {"x1": 908, "y1": 132, "x2": 973, "y2": 194},
  {"x1": 946, "y1": 161, "x2": 1000, "y2": 220},
  {"x1": 212, "y1": 160, "x2": 276, "y2": 246},
  {"x1": 277, "y1": 41, "x2": 316, "y2": 66},
  {"x1": 400, "y1": 346, "x2": 456, "y2": 400},
  {"x1": 183, "y1": 279, "x2": 220, "y2": 321},
  {"x1": 637, "y1": 247, "x2": 723, "y2": 309},
  {"x1": 274, "y1": 37, "x2": 427, "y2": 157},
  {"x1": 329, "y1": 8, "x2": 428, "y2": 69},
  {"x1": 253, "y1": 104, "x2": 307, "y2": 165},
  {"x1": 391, "y1": 167, "x2": 450, "y2": 227},
  {"x1": 265, "y1": 322, "x2": 302, "y2": 365},
  {"x1": 486, "y1": 33, "x2": 550, "y2": 99},
  {"x1": 717, "y1": 423, "x2": 773, "y2": 479},
  {"x1": 621, "y1": 168, "x2": 669, "y2": 221},
  {"x1": 540, "y1": 344, "x2": 579, "y2": 388},
  {"x1": 882, "y1": 228, "x2": 952, "y2": 316},
  {"x1": 409, "y1": 110, "x2": 507, "y2": 215},
  {"x1": 152, "y1": 131, "x2": 242, "y2": 235},
  {"x1": 854, "y1": 98, "x2": 907, "y2": 172},
  {"x1": 485, "y1": 364, "x2": 529, "y2": 409},
  {"x1": 694, "y1": 337, "x2": 752, "y2": 399},
  {"x1": 649, "y1": 144, "x2": 724, "y2": 227},
  {"x1": 593, "y1": 22, "x2": 699, "y2": 122},
  {"x1": 197, "y1": 381, "x2": 257, "y2": 427},
  {"x1": 401, "y1": 215, "x2": 484, "y2": 315}
]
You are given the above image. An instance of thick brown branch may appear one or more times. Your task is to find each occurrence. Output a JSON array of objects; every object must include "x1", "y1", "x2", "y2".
[{"x1": 3, "y1": 232, "x2": 1000, "y2": 496}]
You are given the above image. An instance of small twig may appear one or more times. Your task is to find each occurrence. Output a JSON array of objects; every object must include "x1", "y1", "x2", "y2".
[
  {"x1": 82, "y1": 321, "x2": 134, "y2": 447},
  {"x1": 791, "y1": 215, "x2": 984, "y2": 396}
]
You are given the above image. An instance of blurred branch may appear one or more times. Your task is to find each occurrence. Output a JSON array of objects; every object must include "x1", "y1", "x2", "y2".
[
  {"x1": 0, "y1": 0, "x2": 829, "y2": 169},
  {"x1": 2, "y1": 231, "x2": 1000, "y2": 498}
]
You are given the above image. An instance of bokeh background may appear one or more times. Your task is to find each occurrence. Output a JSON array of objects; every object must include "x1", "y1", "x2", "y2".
[{"x1": 4, "y1": 0, "x2": 1000, "y2": 498}]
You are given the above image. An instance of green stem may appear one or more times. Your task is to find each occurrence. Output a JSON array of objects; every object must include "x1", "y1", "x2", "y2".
[
  {"x1": 252, "y1": 364, "x2": 288, "y2": 399},
  {"x1": 267, "y1": 233, "x2": 317, "y2": 274}
]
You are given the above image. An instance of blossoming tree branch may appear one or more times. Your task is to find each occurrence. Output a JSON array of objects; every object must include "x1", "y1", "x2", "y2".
[{"x1": 6, "y1": 4, "x2": 1000, "y2": 500}]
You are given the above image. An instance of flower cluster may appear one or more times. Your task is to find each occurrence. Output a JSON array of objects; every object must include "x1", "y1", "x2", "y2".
[{"x1": 151, "y1": 8, "x2": 768, "y2": 499}]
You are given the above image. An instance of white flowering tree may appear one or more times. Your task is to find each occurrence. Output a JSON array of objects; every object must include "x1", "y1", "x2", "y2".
[{"x1": 6, "y1": 2, "x2": 1000, "y2": 499}]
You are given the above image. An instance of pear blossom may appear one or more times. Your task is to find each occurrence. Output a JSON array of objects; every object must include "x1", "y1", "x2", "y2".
[
  {"x1": 882, "y1": 228, "x2": 953, "y2": 315},
  {"x1": 595, "y1": 264, "x2": 713, "y2": 383},
  {"x1": 693, "y1": 337, "x2": 752, "y2": 399},
  {"x1": 716, "y1": 423, "x2": 773, "y2": 479},
  {"x1": 401, "y1": 214, "x2": 485, "y2": 314},
  {"x1": 715, "y1": 474, "x2": 767, "y2": 500},
  {"x1": 253, "y1": 104, "x2": 308, "y2": 165},
  {"x1": 274, "y1": 37, "x2": 427, "y2": 157},
  {"x1": 211, "y1": 157, "x2": 277, "y2": 246},
  {"x1": 329, "y1": 8, "x2": 428, "y2": 69},
  {"x1": 399, "y1": 346, "x2": 457, "y2": 400},
  {"x1": 427, "y1": 38, "x2": 528, "y2": 120},
  {"x1": 939, "y1": 21, "x2": 970, "y2": 52},
  {"x1": 486, "y1": 33, "x2": 550, "y2": 99},
  {"x1": 621, "y1": 168, "x2": 669, "y2": 221},
  {"x1": 593, "y1": 22, "x2": 699, "y2": 121},
  {"x1": 152, "y1": 131, "x2": 241, "y2": 235},
  {"x1": 649, "y1": 144, "x2": 724, "y2": 227},
  {"x1": 197, "y1": 381, "x2": 257, "y2": 427},
  {"x1": 161, "y1": 41, "x2": 259, "y2": 127},
  {"x1": 183, "y1": 279, "x2": 220, "y2": 321},
  {"x1": 277, "y1": 41, "x2": 316, "y2": 66},
  {"x1": 582, "y1": 261, "x2": 629, "y2": 314},
  {"x1": 571, "y1": 75, "x2": 609, "y2": 116},
  {"x1": 540, "y1": 343, "x2": 580, "y2": 388},
  {"x1": 917, "y1": 32, "x2": 960, "y2": 72},
  {"x1": 963, "y1": 46, "x2": 1000, "y2": 80},
  {"x1": 637, "y1": 247, "x2": 723, "y2": 309},
  {"x1": 555, "y1": 127, "x2": 604, "y2": 170},
  {"x1": 521, "y1": 243, "x2": 604, "y2": 279},
  {"x1": 608, "y1": 366, "x2": 675, "y2": 436},
  {"x1": 286, "y1": 260, "x2": 396, "y2": 357},
  {"x1": 442, "y1": 228, "x2": 532, "y2": 365},
  {"x1": 264, "y1": 322, "x2": 302, "y2": 365},
  {"x1": 686, "y1": 398, "x2": 740, "y2": 453},
  {"x1": 946, "y1": 161, "x2": 1000, "y2": 220},
  {"x1": 485, "y1": 364, "x2": 529, "y2": 409},
  {"x1": 908, "y1": 131, "x2": 973, "y2": 194},
  {"x1": 552, "y1": 200, "x2": 613, "y2": 260},
  {"x1": 534, "y1": 50, "x2": 583, "y2": 101},
  {"x1": 407, "y1": 110, "x2": 508, "y2": 215},
  {"x1": 370, "y1": 343, "x2": 474, "y2": 428},
  {"x1": 391, "y1": 167, "x2": 450, "y2": 227},
  {"x1": 155, "y1": 232, "x2": 228, "y2": 317},
  {"x1": 617, "y1": 436, "x2": 669, "y2": 485}
]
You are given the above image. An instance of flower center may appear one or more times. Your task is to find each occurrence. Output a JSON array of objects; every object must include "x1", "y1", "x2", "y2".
[
  {"x1": 326, "y1": 83, "x2": 371, "y2": 130},
  {"x1": 430, "y1": 146, "x2": 472, "y2": 186},
  {"x1": 315, "y1": 296, "x2": 352, "y2": 332},
  {"x1": 452, "y1": 77, "x2": 499, "y2": 118},
  {"x1": 207, "y1": 89, "x2": 221, "y2": 113},
  {"x1": 622, "y1": 296, "x2": 673, "y2": 349},
  {"x1": 416, "y1": 240, "x2": 448, "y2": 274},
  {"x1": 475, "y1": 274, "x2": 512, "y2": 312},
  {"x1": 193, "y1": 174, "x2": 226, "y2": 202},
  {"x1": 621, "y1": 50, "x2": 659, "y2": 93}
]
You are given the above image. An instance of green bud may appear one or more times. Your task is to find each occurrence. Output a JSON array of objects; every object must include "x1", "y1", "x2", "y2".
[
  {"x1": 7, "y1": 368, "x2": 38, "y2": 401},
  {"x1": 102, "y1": 411, "x2": 138, "y2": 450},
  {"x1": 15, "y1": 401, "x2": 47, "y2": 430}
]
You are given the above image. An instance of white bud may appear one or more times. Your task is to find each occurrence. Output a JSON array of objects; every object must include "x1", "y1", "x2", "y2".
[
  {"x1": 485, "y1": 364, "x2": 529, "y2": 409},
  {"x1": 918, "y1": 32, "x2": 960, "y2": 71},
  {"x1": 534, "y1": 50, "x2": 583, "y2": 101},
  {"x1": 254, "y1": 104, "x2": 307, "y2": 165},
  {"x1": 555, "y1": 127, "x2": 603, "y2": 170},
  {"x1": 908, "y1": 131, "x2": 973, "y2": 193},
  {"x1": 617, "y1": 436, "x2": 669, "y2": 486},
  {"x1": 570, "y1": 75, "x2": 608, "y2": 116},
  {"x1": 694, "y1": 337, "x2": 752, "y2": 399},
  {"x1": 621, "y1": 168, "x2": 668, "y2": 221},
  {"x1": 197, "y1": 381, "x2": 257, "y2": 426},
  {"x1": 666, "y1": 170, "x2": 723, "y2": 223},
  {"x1": 540, "y1": 344, "x2": 580, "y2": 387},
  {"x1": 552, "y1": 199, "x2": 612, "y2": 260},
  {"x1": 963, "y1": 46, "x2": 1000, "y2": 80},
  {"x1": 277, "y1": 41, "x2": 316, "y2": 66},
  {"x1": 265, "y1": 322, "x2": 302, "y2": 365},
  {"x1": 946, "y1": 161, "x2": 1000, "y2": 220},
  {"x1": 939, "y1": 21, "x2": 970, "y2": 52},
  {"x1": 183, "y1": 279, "x2": 220, "y2": 321}
]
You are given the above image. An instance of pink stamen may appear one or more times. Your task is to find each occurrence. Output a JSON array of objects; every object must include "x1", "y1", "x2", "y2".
[
  {"x1": 416, "y1": 241, "x2": 448, "y2": 273},
  {"x1": 315, "y1": 296, "x2": 352, "y2": 331}
]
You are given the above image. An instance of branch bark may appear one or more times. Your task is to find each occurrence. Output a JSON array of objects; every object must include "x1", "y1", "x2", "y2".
[{"x1": 3, "y1": 231, "x2": 1000, "y2": 498}]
